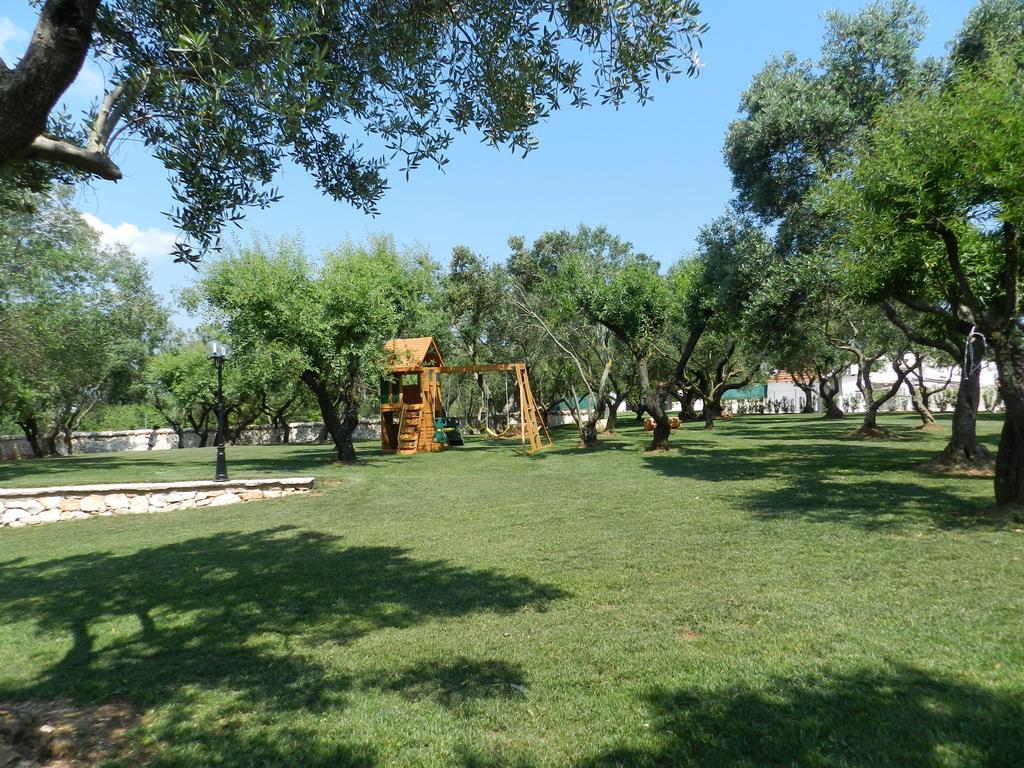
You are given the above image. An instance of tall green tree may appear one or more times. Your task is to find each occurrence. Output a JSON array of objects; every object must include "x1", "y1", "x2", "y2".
[
  {"x1": 508, "y1": 225, "x2": 657, "y2": 447},
  {"x1": 822, "y1": 40, "x2": 1024, "y2": 504},
  {"x1": 726, "y1": 0, "x2": 990, "y2": 459},
  {"x1": 1, "y1": 0, "x2": 706, "y2": 261},
  {"x1": 725, "y1": 0, "x2": 927, "y2": 250},
  {"x1": 188, "y1": 234, "x2": 436, "y2": 462},
  {"x1": 680, "y1": 212, "x2": 770, "y2": 430},
  {"x1": 741, "y1": 255, "x2": 850, "y2": 419},
  {"x1": 0, "y1": 187, "x2": 168, "y2": 455}
]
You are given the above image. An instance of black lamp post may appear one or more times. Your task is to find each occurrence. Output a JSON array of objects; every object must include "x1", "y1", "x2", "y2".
[{"x1": 206, "y1": 340, "x2": 232, "y2": 482}]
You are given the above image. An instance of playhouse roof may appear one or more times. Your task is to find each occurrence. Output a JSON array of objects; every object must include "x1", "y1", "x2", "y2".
[{"x1": 384, "y1": 336, "x2": 445, "y2": 371}]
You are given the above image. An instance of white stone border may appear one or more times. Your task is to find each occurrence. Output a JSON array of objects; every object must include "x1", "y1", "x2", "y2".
[{"x1": 0, "y1": 477, "x2": 315, "y2": 529}]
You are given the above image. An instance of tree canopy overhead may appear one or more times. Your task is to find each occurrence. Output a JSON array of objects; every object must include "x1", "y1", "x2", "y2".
[
  {"x1": 0, "y1": 0, "x2": 707, "y2": 263},
  {"x1": 724, "y1": 0, "x2": 927, "y2": 252}
]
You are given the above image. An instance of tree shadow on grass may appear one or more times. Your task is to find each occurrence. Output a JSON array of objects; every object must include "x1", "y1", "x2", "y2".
[
  {"x1": 366, "y1": 657, "x2": 527, "y2": 710},
  {"x1": 0, "y1": 525, "x2": 563, "y2": 744},
  {"x1": 141, "y1": 720, "x2": 381, "y2": 768},
  {"x1": 581, "y1": 665, "x2": 1023, "y2": 767},
  {"x1": 641, "y1": 439, "x2": 997, "y2": 530},
  {"x1": 0, "y1": 441, "x2": 396, "y2": 486}
]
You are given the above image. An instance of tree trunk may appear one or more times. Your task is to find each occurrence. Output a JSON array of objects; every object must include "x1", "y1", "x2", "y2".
[
  {"x1": 62, "y1": 426, "x2": 73, "y2": 455},
  {"x1": 994, "y1": 332, "x2": 1024, "y2": 506},
  {"x1": 173, "y1": 424, "x2": 185, "y2": 448},
  {"x1": 579, "y1": 419, "x2": 599, "y2": 447},
  {"x1": 226, "y1": 407, "x2": 261, "y2": 445},
  {"x1": 991, "y1": 332, "x2": 1024, "y2": 505},
  {"x1": 0, "y1": 0, "x2": 100, "y2": 165},
  {"x1": 861, "y1": 403, "x2": 880, "y2": 430},
  {"x1": 703, "y1": 398, "x2": 722, "y2": 429},
  {"x1": 604, "y1": 393, "x2": 627, "y2": 433},
  {"x1": 639, "y1": 360, "x2": 671, "y2": 451},
  {"x1": 678, "y1": 389, "x2": 699, "y2": 420},
  {"x1": 302, "y1": 371, "x2": 356, "y2": 462},
  {"x1": 935, "y1": 341, "x2": 990, "y2": 467},
  {"x1": 337, "y1": 376, "x2": 362, "y2": 462},
  {"x1": 907, "y1": 378, "x2": 937, "y2": 428},
  {"x1": 796, "y1": 384, "x2": 816, "y2": 413},
  {"x1": 17, "y1": 416, "x2": 47, "y2": 458},
  {"x1": 648, "y1": 413, "x2": 671, "y2": 450},
  {"x1": 579, "y1": 400, "x2": 605, "y2": 447},
  {"x1": 995, "y1": 387, "x2": 1024, "y2": 507},
  {"x1": 855, "y1": 359, "x2": 911, "y2": 436},
  {"x1": 819, "y1": 374, "x2": 845, "y2": 419},
  {"x1": 45, "y1": 424, "x2": 60, "y2": 457},
  {"x1": 188, "y1": 408, "x2": 211, "y2": 448}
]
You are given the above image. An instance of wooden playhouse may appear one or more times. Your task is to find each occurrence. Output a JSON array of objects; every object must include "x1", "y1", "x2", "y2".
[{"x1": 379, "y1": 336, "x2": 552, "y2": 455}]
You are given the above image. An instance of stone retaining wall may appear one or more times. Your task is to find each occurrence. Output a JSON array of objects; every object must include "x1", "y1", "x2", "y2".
[{"x1": 0, "y1": 477, "x2": 315, "y2": 529}]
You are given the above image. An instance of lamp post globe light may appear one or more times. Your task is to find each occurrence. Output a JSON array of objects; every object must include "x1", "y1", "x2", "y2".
[{"x1": 206, "y1": 340, "x2": 232, "y2": 482}]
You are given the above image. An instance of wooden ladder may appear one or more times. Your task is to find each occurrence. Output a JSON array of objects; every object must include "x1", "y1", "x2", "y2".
[
  {"x1": 397, "y1": 403, "x2": 423, "y2": 455},
  {"x1": 514, "y1": 364, "x2": 553, "y2": 454}
]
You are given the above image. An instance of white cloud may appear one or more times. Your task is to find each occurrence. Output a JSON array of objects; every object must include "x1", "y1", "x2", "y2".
[
  {"x1": 81, "y1": 212, "x2": 178, "y2": 262},
  {"x1": 0, "y1": 17, "x2": 28, "y2": 64}
]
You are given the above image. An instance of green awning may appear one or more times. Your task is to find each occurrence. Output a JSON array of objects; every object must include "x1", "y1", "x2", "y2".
[
  {"x1": 552, "y1": 394, "x2": 600, "y2": 411},
  {"x1": 721, "y1": 384, "x2": 767, "y2": 401}
]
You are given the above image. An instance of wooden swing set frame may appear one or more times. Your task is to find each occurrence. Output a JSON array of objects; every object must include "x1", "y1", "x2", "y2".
[
  {"x1": 380, "y1": 337, "x2": 552, "y2": 455},
  {"x1": 436, "y1": 363, "x2": 553, "y2": 454}
]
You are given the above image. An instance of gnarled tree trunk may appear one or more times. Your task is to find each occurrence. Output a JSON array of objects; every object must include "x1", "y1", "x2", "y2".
[
  {"x1": 640, "y1": 359, "x2": 671, "y2": 451},
  {"x1": 818, "y1": 372, "x2": 845, "y2": 419},
  {"x1": 16, "y1": 416, "x2": 48, "y2": 458},
  {"x1": 907, "y1": 377, "x2": 937, "y2": 429},
  {"x1": 991, "y1": 333, "x2": 1024, "y2": 506},
  {"x1": 853, "y1": 357, "x2": 912, "y2": 436},
  {"x1": 677, "y1": 389, "x2": 699, "y2": 420},
  {"x1": 936, "y1": 341, "x2": 990, "y2": 467},
  {"x1": 302, "y1": 370, "x2": 356, "y2": 463},
  {"x1": 604, "y1": 392, "x2": 627, "y2": 433},
  {"x1": 795, "y1": 384, "x2": 816, "y2": 413},
  {"x1": 703, "y1": 398, "x2": 723, "y2": 430}
]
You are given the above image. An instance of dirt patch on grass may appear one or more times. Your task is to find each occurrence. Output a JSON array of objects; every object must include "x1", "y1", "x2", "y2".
[
  {"x1": 956, "y1": 506, "x2": 1024, "y2": 525},
  {"x1": 923, "y1": 457, "x2": 996, "y2": 478},
  {"x1": 923, "y1": 445, "x2": 995, "y2": 477},
  {"x1": 0, "y1": 699, "x2": 142, "y2": 767},
  {"x1": 846, "y1": 426, "x2": 907, "y2": 440}
]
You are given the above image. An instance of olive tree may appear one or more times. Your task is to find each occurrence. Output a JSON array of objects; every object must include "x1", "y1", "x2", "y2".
[
  {"x1": 823, "y1": 42, "x2": 1024, "y2": 503},
  {"x1": 187, "y1": 234, "x2": 436, "y2": 462},
  {"x1": 507, "y1": 225, "x2": 642, "y2": 447},
  {"x1": 0, "y1": 187, "x2": 168, "y2": 456},
  {"x1": 1, "y1": 0, "x2": 706, "y2": 261}
]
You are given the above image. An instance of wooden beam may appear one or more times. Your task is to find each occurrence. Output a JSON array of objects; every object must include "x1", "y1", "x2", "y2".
[{"x1": 436, "y1": 364, "x2": 520, "y2": 374}]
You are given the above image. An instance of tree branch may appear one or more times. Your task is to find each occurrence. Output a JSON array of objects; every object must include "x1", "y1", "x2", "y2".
[
  {"x1": 87, "y1": 82, "x2": 126, "y2": 151},
  {"x1": 925, "y1": 218, "x2": 980, "y2": 321},
  {"x1": 0, "y1": 0, "x2": 101, "y2": 164},
  {"x1": 25, "y1": 135, "x2": 122, "y2": 180},
  {"x1": 998, "y1": 220, "x2": 1019, "y2": 333},
  {"x1": 882, "y1": 301, "x2": 959, "y2": 358}
]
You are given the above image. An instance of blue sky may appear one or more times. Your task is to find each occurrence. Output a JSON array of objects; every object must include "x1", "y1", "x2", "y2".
[{"x1": 2, "y1": 1, "x2": 975, "y2": 328}]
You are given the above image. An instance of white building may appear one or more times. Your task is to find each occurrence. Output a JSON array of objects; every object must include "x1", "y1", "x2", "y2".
[{"x1": 759, "y1": 358, "x2": 999, "y2": 414}]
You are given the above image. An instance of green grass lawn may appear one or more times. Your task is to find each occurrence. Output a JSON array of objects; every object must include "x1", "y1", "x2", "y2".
[{"x1": 0, "y1": 413, "x2": 1021, "y2": 767}]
